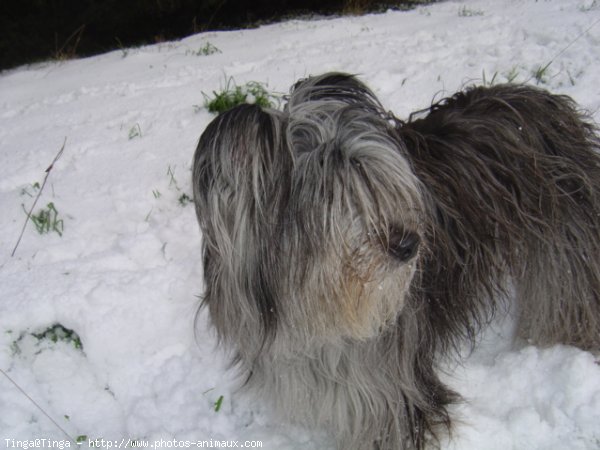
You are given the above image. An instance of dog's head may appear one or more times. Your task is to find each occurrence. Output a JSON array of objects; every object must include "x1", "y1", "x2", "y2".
[{"x1": 193, "y1": 73, "x2": 425, "y2": 349}]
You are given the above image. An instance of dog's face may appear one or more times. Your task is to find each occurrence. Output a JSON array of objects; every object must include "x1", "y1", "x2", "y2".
[{"x1": 193, "y1": 74, "x2": 425, "y2": 347}]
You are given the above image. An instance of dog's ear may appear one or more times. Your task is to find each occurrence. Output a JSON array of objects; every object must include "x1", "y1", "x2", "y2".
[{"x1": 192, "y1": 104, "x2": 290, "y2": 345}]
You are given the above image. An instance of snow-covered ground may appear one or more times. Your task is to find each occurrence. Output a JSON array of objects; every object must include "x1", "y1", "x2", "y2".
[{"x1": 1, "y1": 0, "x2": 600, "y2": 448}]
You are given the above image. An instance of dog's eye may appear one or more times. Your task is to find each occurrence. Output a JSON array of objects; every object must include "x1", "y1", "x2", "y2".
[{"x1": 386, "y1": 229, "x2": 420, "y2": 262}]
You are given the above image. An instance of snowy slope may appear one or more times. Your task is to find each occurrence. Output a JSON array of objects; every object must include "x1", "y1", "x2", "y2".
[{"x1": 1, "y1": 0, "x2": 600, "y2": 448}]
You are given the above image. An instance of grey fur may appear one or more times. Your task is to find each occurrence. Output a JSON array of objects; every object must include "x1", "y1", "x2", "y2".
[{"x1": 192, "y1": 73, "x2": 600, "y2": 449}]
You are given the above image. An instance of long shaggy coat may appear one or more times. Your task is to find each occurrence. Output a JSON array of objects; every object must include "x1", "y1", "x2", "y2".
[{"x1": 192, "y1": 73, "x2": 600, "y2": 449}]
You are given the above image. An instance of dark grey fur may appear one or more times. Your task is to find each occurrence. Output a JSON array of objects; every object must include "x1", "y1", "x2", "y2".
[{"x1": 192, "y1": 73, "x2": 600, "y2": 449}]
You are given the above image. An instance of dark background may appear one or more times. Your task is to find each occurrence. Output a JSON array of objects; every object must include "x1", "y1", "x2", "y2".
[{"x1": 0, "y1": 0, "x2": 434, "y2": 71}]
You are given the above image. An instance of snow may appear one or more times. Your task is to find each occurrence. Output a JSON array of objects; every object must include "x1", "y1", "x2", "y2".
[{"x1": 1, "y1": 0, "x2": 600, "y2": 448}]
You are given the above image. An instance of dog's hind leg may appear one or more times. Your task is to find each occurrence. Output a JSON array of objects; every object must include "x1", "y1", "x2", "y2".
[{"x1": 514, "y1": 236, "x2": 600, "y2": 350}]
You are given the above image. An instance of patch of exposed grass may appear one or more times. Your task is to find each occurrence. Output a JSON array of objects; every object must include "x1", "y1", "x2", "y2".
[
  {"x1": 203, "y1": 78, "x2": 277, "y2": 114},
  {"x1": 32, "y1": 324, "x2": 83, "y2": 350},
  {"x1": 11, "y1": 323, "x2": 83, "y2": 356},
  {"x1": 458, "y1": 6, "x2": 484, "y2": 17},
  {"x1": 26, "y1": 202, "x2": 64, "y2": 237},
  {"x1": 187, "y1": 42, "x2": 221, "y2": 56}
]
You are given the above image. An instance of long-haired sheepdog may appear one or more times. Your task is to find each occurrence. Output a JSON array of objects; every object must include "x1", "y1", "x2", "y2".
[{"x1": 192, "y1": 72, "x2": 600, "y2": 449}]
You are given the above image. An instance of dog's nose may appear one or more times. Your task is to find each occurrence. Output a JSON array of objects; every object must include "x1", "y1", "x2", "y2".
[{"x1": 388, "y1": 230, "x2": 420, "y2": 262}]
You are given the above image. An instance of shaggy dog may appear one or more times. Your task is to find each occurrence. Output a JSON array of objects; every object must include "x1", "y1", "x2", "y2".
[{"x1": 192, "y1": 73, "x2": 600, "y2": 449}]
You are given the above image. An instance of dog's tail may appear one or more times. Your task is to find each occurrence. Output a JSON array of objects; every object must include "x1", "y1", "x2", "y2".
[{"x1": 396, "y1": 84, "x2": 600, "y2": 351}]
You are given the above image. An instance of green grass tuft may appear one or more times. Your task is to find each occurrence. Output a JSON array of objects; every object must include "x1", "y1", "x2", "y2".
[
  {"x1": 26, "y1": 202, "x2": 64, "y2": 236},
  {"x1": 458, "y1": 6, "x2": 484, "y2": 17},
  {"x1": 504, "y1": 66, "x2": 520, "y2": 83},
  {"x1": 178, "y1": 193, "x2": 193, "y2": 206},
  {"x1": 203, "y1": 79, "x2": 277, "y2": 114},
  {"x1": 481, "y1": 69, "x2": 499, "y2": 86},
  {"x1": 532, "y1": 62, "x2": 552, "y2": 85},
  {"x1": 32, "y1": 324, "x2": 83, "y2": 350},
  {"x1": 187, "y1": 42, "x2": 221, "y2": 56}
]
